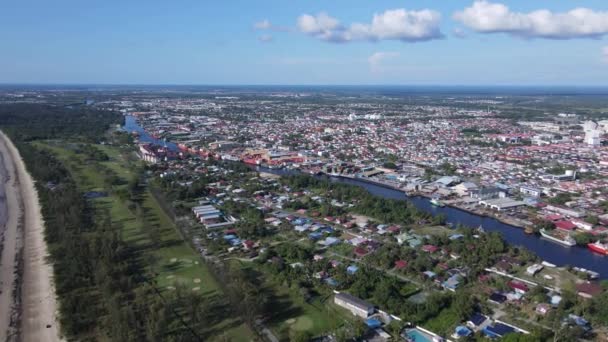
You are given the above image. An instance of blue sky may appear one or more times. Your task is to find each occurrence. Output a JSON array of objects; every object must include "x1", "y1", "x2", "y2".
[{"x1": 1, "y1": 0, "x2": 608, "y2": 85}]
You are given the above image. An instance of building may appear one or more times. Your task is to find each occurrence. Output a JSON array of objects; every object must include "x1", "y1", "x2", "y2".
[
  {"x1": 452, "y1": 182, "x2": 479, "y2": 196},
  {"x1": 584, "y1": 121, "x2": 601, "y2": 146},
  {"x1": 520, "y1": 186, "x2": 541, "y2": 198},
  {"x1": 334, "y1": 292, "x2": 375, "y2": 318},
  {"x1": 470, "y1": 187, "x2": 502, "y2": 200},
  {"x1": 139, "y1": 144, "x2": 160, "y2": 163},
  {"x1": 545, "y1": 204, "x2": 585, "y2": 218}
]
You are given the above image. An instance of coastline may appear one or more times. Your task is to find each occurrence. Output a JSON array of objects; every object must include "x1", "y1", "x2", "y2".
[{"x1": 0, "y1": 131, "x2": 61, "y2": 342}]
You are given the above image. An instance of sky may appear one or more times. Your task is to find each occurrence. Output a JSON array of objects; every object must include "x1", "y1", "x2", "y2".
[{"x1": 1, "y1": 0, "x2": 608, "y2": 86}]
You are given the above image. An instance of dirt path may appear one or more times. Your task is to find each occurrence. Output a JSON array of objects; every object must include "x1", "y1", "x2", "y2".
[{"x1": 0, "y1": 131, "x2": 61, "y2": 342}]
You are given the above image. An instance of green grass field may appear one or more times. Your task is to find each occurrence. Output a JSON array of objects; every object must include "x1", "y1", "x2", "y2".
[
  {"x1": 39, "y1": 142, "x2": 253, "y2": 342},
  {"x1": 233, "y1": 260, "x2": 350, "y2": 341}
]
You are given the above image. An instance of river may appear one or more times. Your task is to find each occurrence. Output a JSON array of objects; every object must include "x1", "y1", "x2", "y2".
[{"x1": 123, "y1": 115, "x2": 608, "y2": 279}]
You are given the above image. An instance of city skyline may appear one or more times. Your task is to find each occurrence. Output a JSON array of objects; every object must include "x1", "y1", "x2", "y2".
[{"x1": 2, "y1": 0, "x2": 608, "y2": 85}]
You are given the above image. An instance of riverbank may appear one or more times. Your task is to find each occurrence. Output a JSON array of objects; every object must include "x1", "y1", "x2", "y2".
[
  {"x1": 0, "y1": 131, "x2": 61, "y2": 342},
  {"x1": 336, "y1": 173, "x2": 531, "y2": 230}
]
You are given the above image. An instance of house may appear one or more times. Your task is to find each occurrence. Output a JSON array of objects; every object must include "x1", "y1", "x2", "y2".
[
  {"x1": 242, "y1": 240, "x2": 255, "y2": 250},
  {"x1": 565, "y1": 314, "x2": 591, "y2": 332},
  {"x1": 452, "y1": 326, "x2": 473, "y2": 339},
  {"x1": 347, "y1": 265, "x2": 359, "y2": 275},
  {"x1": 466, "y1": 313, "x2": 488, "y2": 329},
  {"x1": 508, "y1": 281, "x2": 529, "y2": 294},
  {"x1": 319, "y1": 237, "x2": 340, "y2": 246},
  {"x1": 365, "y1": 318, "x2": 382, "y2": 329},
  {"x1": 576, "y1": 281, "x2": 603, "y2": 299},
  {"x1": 536, "y1": 303, "x2": 551, "y2": 316},
  {"x1": 442, "y1": 274, "x2": 462, "y2": 292},
  {"x1": 421, "y1": 245, "x2": 439, "y2": 253},
  {"x1": 422, "y1": 271, "x2": 436, "y2": 279},
  {"x1": 334, "y1": 292, "x2": 375, "y2": 318},
  {"x1": 394, "y1": 260, "x2": 408, "y2": 270},
  {"x1": 482, "y1": 323, "x2": 516, "y2": 338},
  {"x1": 489, "y1": 292, "x2": 507, "y2": 304},
  {"x1": 526, "y1": 264, "x2": 544, "y2": 276},
  {"x1": 354, "y1": 247, "x2": 369, "y2": 258}
]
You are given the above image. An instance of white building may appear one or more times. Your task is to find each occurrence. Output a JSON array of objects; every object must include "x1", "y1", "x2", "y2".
[
  {"x1": 334, "y1": 292, "x2": 375, "y2": 318},
  {"x1": 584, "y1": 121, "x2": 601, "y2": 146}
]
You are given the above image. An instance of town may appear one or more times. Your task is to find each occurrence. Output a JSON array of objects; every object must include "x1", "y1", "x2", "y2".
[
  {"x1": 84, "y1": 88, "x2": 608, "y2": 340},
  {"x1": 2, "y1": 87, "x2": 608, "y2": 341}
]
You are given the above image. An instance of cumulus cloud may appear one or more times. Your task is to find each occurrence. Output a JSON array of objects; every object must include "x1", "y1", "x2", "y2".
[
  {"x1": 453, "y1": 1, "x2": 608, "y2": 39},
  {"x1": 297, "y1": 9, "x2": 443, "y2": 43},
  {"x1": 368, "y1": 52, "x2": 400, "y2": 73},
  {"x1": 603, "y1": 46, "x2": 608, "y2": 64},
  {"x1": 254, "y1": 19, "x2": 272, "y2": 30}
]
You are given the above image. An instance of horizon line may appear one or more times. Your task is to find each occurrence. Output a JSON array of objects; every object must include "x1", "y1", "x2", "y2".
[{"x1": 2, "y1": 83, "x2": 608, "y2": 88}]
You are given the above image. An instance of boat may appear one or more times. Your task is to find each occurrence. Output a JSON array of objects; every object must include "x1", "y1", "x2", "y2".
[
  {"x1": 477, "y1": 225, "x2": 485, "y2": 233},
  {"x1": 540, "y1": 229, "x2": 576, "y2": 247},
  {"x1": 587, "y1": 241, "x2": 608, "y2": 255},
  {"x1": 430, "y1": 196, "x2": 445, "y2": 207}
]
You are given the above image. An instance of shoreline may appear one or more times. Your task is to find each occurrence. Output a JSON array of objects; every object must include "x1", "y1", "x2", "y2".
[{"x1": 0, "y1": 131, "x2": 61, "y2": 342}]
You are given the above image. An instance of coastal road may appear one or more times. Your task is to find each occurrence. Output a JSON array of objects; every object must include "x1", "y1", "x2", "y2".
[{"x1": 0, "y1": 131, "x2": 61, "y2": 342}]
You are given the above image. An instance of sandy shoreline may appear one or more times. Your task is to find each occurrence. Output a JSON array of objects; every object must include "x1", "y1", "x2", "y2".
[{"x1": 0, "y1": 131, "x2": 61, "y2": 342}]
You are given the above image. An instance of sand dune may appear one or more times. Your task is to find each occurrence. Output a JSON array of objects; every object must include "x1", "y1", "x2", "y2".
[{"x1": 0, "y1": 131, "x2": 61, "y2": 342}]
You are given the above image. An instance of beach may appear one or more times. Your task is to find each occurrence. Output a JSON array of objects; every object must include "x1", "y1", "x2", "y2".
[{"x1": 0, "y1": 131, "x2": 61, "y2": 342}]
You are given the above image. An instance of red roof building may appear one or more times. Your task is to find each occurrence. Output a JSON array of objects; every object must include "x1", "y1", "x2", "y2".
[
  {"x1": 555, "y1": 220, "x2": 576, "y2": 231},
  {"x1": 576, "y1": 281, "x2": 603, "y2": 299},
  {"x1": 508, "y1": 281, "x2": 529, "y2": 293},
  {"x1": 421, "y1": 245, "x2": 439, "y2": 253},
  {"x1": 394, "y1": 260, "x2": 408, "y2": 270},
  {"x1": 354, "y1": 247, "x2": 369, "y2": 258}
]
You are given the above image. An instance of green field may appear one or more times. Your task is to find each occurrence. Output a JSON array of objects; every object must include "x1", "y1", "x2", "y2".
[
  {"x1": 233, "y1": 260, "x2": 352, "y2": 341},
  {"x1": 40, "y1": 142, "x2": 253, "y2": 341}
]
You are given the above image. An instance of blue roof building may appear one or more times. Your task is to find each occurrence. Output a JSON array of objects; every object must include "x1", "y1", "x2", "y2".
[
  {"x1": 483, "y1": 323, "x2": 515, "y2": 338},
  {"x1": 454, "y1": 326, "x2": 472, "y2": 338},
  {"x1": 365, "y1": 318, "x2": 382, "y2": 329},
  {"x1": 467, "y1": 313, "x2": 488, "y2": 328},
  {"x1": 347, "y1": 265, "x2": 359, "y2": 274}
]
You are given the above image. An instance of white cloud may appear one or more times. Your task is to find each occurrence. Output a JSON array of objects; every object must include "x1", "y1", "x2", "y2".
[
  {"x1": 452, "y1": 27, "x2": 467, "y2": 38},
  {"x1": 453, "y1": 1, "x2": 608, "y2": 39},
  {"x1": 603, "y1": 46, "x2": 608, "y2": 64},
  {"x1": 254, "y1": 19, "x2": 272, "y2": 30},
  {"x1": 368, "y1": 52, "x2": 400, "y2": 73},
  {"x1": 258, "y1": 35, "x2": 273, "y2": 43},
  {"x1": 297, "y1": 9, "x2": 443, "y2": 43}
]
